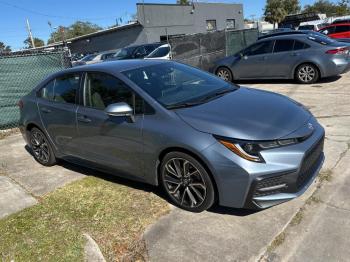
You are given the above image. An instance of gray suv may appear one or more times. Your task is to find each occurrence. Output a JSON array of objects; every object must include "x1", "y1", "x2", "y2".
[
  {"x1": 213, "y1": 32, "x2": 350, "y2": 84},
  {"x1": 19, "y1": 60, "x2": 325, "y2": 212}
]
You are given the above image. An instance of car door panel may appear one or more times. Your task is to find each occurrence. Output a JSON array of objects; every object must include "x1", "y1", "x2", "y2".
[
  {"x1": 75, "y1": 72, "x2": 144, "y2": 178},
  {"x1": 37, "y1": 74, "x2": 81, "y2": 156}
]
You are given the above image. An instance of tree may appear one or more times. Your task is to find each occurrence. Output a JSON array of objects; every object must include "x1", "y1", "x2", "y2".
[
  {"x1": 24, "y1": 37, "x2": 45, "y2": 49},
  {"x1": 264, "y1": 0, "x2": 288, "y2": 28},
  {"x1": 178, "y1": 0, "x2": 190, "y2": 4},
  {"x1": 0, "y1": 41, "x2": 11, "y2": 53},
  {"x1": 303, "y1": 0, "x2": 350, "y2": 16},
  {"x1": 283, "y1": 0, "x2": 301, "y2": 14},
  {"x1": 47, "y1": 21, "x2": 102, "y2": 44}
]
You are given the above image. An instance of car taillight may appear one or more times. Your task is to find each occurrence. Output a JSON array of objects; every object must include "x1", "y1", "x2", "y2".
[
  {"x1": 17, "y1": 100, "x2": 23, "y2": 109},
  {"x1": 326, "y1": 47, "x2": 349, "y2": 55}
]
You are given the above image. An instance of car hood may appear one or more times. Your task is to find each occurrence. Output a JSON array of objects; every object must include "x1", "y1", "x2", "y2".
[{"x1": 175, "y1": 87, "x2": 312, "y2": 141}]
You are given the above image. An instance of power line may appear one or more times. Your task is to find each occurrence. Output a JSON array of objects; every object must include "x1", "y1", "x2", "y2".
[{"x1": 0, "y1": 0, "x2": 119, "y2": 21}]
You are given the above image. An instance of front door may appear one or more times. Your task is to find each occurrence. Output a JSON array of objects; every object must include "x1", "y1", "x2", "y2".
[
  {"x1": 37, "y1": 73, "x2": 81, "y2": 156},
  {"x1": 234, "y1": 40, "x2": 274, "y2": 79},
  {"x1": 75, "y1": 72, "x2": 144, "y2": 178}
]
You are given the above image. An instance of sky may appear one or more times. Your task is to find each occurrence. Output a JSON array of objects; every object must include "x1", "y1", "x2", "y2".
[{"x1": 0, "y1": 0, "x2": 338, "y2": 50}]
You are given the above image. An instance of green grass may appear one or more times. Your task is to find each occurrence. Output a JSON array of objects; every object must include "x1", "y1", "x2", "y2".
[{"x1": 0, "y1": 176, "x2": 169, "y2": 262}]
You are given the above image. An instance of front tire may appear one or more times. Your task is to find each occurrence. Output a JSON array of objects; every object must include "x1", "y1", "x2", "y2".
[
  {"x1": 216, "y1": 67, "x2": 233, "y2": 82},
  {"x1": 295, "y1": 63, "x2": 319, "y2": 84},
  {"x1": 160, "y1": 152, "x2": 215, "y2": 212},
  {"x1": 29, "y1": 127, "x2": 56, "y2": 166}
]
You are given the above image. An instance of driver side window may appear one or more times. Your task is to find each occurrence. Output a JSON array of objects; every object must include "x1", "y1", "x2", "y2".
[
  {"x1": 244, "y1": 41, "x2": 274, "y2": 56},
  {"x1": 84, "y1": 72, "x2": 143, "y2": 114}
]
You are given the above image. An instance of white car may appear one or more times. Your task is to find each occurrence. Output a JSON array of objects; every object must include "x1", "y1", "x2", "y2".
[
  {"x1": 145, "y1": 44, "x2": 171, "y2": 60},
  {"x1": 72, "y1": 50, "x2": 119, "y2": 66}
]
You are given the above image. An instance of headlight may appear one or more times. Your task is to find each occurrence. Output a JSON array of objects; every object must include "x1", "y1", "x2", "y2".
[{"x1": 216, "y1": 137, "x2": 298, "y2": 163}]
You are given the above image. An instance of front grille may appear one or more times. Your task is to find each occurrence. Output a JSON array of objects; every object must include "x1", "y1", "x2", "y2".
[
  {"x1": 253, "y1": 175, "x2": 285, "y2": 197},
  {"x1": 297, "y1": 136, "x2": 324, "y2": 189}
]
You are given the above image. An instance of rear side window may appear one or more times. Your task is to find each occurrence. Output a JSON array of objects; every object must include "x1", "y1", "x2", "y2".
[
  {"x1": 273, "y1": 39, "x2": 294, "y2": 53},
  {"x1": 293, "y1": 40, "x2": 310, "y2": 50},
  {"x1": 335, "y1": 25, "x2": 350, "y2": 33},
  {"x1": 84, "y1": 72, "x2": 144, "y2": 114},
  {"x1": 54, "y1": 74, "x2": 80, "y2": 104},
  {"x1": 39, "y1": 74, "x2": 79, "y2": 104},
  {"x1": 40, "y1": 80, "x2": 55, "y2": 100}
]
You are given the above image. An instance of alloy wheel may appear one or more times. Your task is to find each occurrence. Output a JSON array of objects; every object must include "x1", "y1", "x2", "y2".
[
  {"x1": 298, "y1": 65, "x2": 316, "y2": 83},
  {"x1": 163, "y1": 157, "x2": 207, "y2": 208},
  {"x1": 217, "y1": 68, "x2": 231, "y2": 81},
  {"x1": 30, "y1": 131, "x2": 50, "y2": 164}
]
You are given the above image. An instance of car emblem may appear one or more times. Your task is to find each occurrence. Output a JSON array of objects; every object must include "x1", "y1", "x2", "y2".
[{"x1": 308, "y1": 123, "x2": 314, "y2": 130}]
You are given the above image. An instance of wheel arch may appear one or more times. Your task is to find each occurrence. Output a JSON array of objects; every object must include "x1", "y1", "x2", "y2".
[
  {"x1": 215, "y1": 66, "x2": 234, "y2": 81},
  {"x1": 293, "y1": 61, "x2": 323, "y2": 79},
  {"x1": 157, "y1": 146, "x2": 220, "y2": 202}
]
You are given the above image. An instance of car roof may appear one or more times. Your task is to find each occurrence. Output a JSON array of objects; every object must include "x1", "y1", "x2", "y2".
[
  {"x1": 59, "y1": 59, "x2": 168, "y2": 75},
  {"x1": 320, "y1": 23, "x2": 350, "y2": 29},
  {"x1": 258, "y1": 30, "x2": 313, "y2": 40},
  {"x1": 125, "y1": 42, "x2": 162, "y2": 49}
]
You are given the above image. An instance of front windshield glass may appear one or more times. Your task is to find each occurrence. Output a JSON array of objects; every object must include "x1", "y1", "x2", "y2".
[
  {"x1": 122, "y1": 62, "x2": 238, "y2": 108},
  {"x1": 112, "y1": 47, "x2": 134, "y2": 59}
]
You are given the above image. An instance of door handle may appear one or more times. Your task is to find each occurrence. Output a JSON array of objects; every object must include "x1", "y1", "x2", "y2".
[
  {"x1": 41, "y1": 107, "x2": 51, "y2": 113},
  {"x1": 77, "y1": 115, "x2": 92, "y2": 123}
]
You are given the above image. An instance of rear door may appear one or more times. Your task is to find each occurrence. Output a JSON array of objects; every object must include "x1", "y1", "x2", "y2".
[
  {"x1": 37, "y1": 73, "x2": 81, "y2": 156},
  {"x1": 233, "y1": 40, "x2": 274, "y2": 79},
  {"x1": 266, "y1": 39, "x2": 310, "y2": 78},
  {"x1": 75, "y1": 72, "x2": 145, "y2": 177}
]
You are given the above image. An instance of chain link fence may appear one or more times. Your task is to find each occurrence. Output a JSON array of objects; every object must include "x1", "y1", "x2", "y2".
[
  {"x1": 169, "y1": 28, "x2": 258, "y2": 71},
  {"x1": 0, "y1": 49, "x2": 71, "y2": 130}
]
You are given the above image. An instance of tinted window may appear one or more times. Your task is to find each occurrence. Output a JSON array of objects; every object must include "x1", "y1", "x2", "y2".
[
  {"x1": 40, "y1": 80, "x2": 55, "y2": 100},
  {"x1": 273, "y1": 39, "x2": 294, "y2": 53},
  {"x1": 298, "y1": 25, "x2": 315, "y2": 30},
  {"x1": 123, "y1": 62, "x2": 237, "y2": 108},
  {"x1": 54, "y1": 74, "x2": 80, "y2": 104},
  {"x1": 134, "y1": 46, "x2": 147, "y2": 58},
  {"x1": 293, "y1": 40, "x2": 310, "y2": 50},
  {"x1": 144, "y1": 45, "x2": 157, "y2": 54},
  {"x1": 319, "y1": 26, "x2": 335, "y2": 35},
  {"x1": 147, "y1": 46, "x2": 170, "y2": 58},
  {"x1": 335, "y1": 25, "x2": 350, "y2": 33},
  {"x1": 245, "y1": 41, "x2": 273, "y2": 56},
  {"x1": 307, "y1": 33, "x2": 336, "y2": 45},
  {"x1": 81, "y1": 54, "x2": 97, "y2": 62},
  {"x1": 84, "y1": 73, "x2": 143, "y2": 114}
]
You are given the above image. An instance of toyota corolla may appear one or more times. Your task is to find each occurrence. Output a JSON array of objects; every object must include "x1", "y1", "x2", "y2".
[{"x1": 19, "y1": 60, "x2": 325, "y2": 212}]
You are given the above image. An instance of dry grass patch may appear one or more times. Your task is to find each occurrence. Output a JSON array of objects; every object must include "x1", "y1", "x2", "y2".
[{"x1": 0, "y1": 176, "x2": 169, "y2": 261}]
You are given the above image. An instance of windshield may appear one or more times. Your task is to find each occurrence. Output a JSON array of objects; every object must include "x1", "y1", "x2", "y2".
[
  {"x1": 112, "y1": 47, "x2": 135, "y2": 59},
  {"x1": 299, "y1": 25, "x2": 314, "y2": 30},
  {"x1": 81, "y1": 54, "x2": 97, "y2": 62},
  {"x1": 122, "y1": 62, "x2": 238, "y2": 109},
  {"x1": 307, "y1": 32, "x2": 336, "y2": 45},
  {"x1": 147, "y1": 46, "x2": 170, "y2": 58}
]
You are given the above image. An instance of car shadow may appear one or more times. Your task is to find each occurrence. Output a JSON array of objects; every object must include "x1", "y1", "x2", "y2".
[
  {"x1": 25, "y1": 145, "x2": 260, "y2": 217},
  {"x1": 234, "y1": 75, "x2": 342, "y2": 85}
]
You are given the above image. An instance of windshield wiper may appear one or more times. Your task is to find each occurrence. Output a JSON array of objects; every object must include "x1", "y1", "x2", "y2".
[
  {"x1": 167, "y1": 101, "x2": 204, "y2": 109},
  {"x1": 199, "y1": 88, "x2": 236, "y2": 103}
]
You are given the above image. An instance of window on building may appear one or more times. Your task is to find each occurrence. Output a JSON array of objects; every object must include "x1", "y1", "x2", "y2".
[
  {"x1": 226, "y1": 19, "x2": 236, "y2": 30},
  {"x1": 206, "y1": 20, "x2": 217, "y2": 31}
]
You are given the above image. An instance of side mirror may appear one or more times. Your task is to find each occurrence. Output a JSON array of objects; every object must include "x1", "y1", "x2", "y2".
[{"x1": 105, "y1": 102, "x2": 135, "y2": 122}]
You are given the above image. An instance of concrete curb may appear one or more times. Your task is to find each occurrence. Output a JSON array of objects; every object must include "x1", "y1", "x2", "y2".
[{"x1": 83, "y1": 233, "x2": 106, "y2": 262}]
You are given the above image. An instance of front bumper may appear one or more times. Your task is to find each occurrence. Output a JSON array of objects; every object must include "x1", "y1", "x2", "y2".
[{"x1": 201, "y1": 118, "x2": 325, "y2": 209}]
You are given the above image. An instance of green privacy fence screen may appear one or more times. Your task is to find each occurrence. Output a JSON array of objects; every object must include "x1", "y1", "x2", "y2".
[
  {"x1": 0, "y1": 51, "x2": 68, "y2": 130},
  {"x1": 226, "y1": 29, "x2": 259, "y2": 56}
]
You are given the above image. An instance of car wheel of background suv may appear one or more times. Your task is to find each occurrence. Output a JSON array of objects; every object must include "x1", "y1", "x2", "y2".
[
  {"x1": 160, "y1": 152, "x2": 215, "y2": 212},
  {"x1": 295, "y1": 63, "x2": 319, "y2": 84},
  {"x1": 216, "y1": 67, "x2": 233, "y2": 82},
  {"x1": 29, "y1": 127, "x2": 57, "y2": 166}
]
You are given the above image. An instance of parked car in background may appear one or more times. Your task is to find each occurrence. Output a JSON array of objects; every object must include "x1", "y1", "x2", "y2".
[
  {"x1": 298, "y1": 21, "x2": 328, "y2": 31},
  {"x1": 72, "y1": 50, "x2": 119, "y2": 66},
  {"x1": 318, "y1": 23, "x2": 350, "y2": 39},
  {"x1": 145, "y1": 44, "x2": 171, "y2": 60},
  {"x1": 213, "y1": 32, "x2": 350, "y2": 84},
  {"x1": 108, "y1": 43, "x2": 162, "y2": 60},
  {"x1": 19, "y1": 60, "x2": 325, "y2": 212}
]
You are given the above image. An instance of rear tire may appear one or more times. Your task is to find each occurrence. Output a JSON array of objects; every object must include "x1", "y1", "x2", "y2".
[
  {"x1": 295, "y1": 63, "x2": 319, "y2": 84},
  {"x1": 29, "y1": 127, "x2": 56, "y2": 166},
  {"x1": 160, "y1": 152, "x2": 215, "y2": 212},
  {"x1": 216, "y1": 67, "x2": 233, "y2": 82}
]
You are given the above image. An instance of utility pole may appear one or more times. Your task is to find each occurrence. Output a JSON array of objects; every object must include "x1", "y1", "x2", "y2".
[{"x1": 26, "y1": 18, "x2": 35, "y2": 48}]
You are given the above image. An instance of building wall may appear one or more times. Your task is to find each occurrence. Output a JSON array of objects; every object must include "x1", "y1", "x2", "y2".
[{"x1": 137, "y1": 3, "x2": 244, "y2": 43}]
